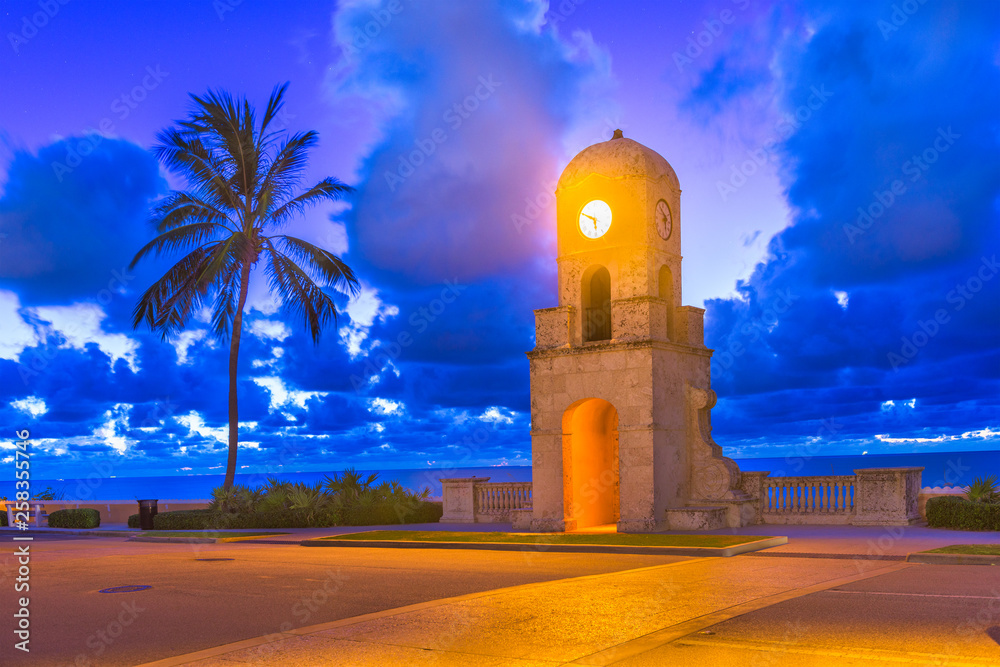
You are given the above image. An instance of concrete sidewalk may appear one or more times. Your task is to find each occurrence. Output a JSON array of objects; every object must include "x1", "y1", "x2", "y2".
[
  {"x1": 140, "y1": 555, "x2": 919, "y2": 666},
  {"x1": 691, "y1": 523, "x2": 1000, "y2": 558}
]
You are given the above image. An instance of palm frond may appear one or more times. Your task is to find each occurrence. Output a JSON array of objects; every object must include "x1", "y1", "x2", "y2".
[
  {"x1": 267, "y1": 177, "x2": 354, "y2": 227},
  {"x1": 262, "y1": 239, "x2": 338, "y2": 342},
  {"x1": 129, "y1": 222, "x2": 226, "y2": 269},
  {"x1": 272, "y1": 234, "x2": 359, "y2": 294}
]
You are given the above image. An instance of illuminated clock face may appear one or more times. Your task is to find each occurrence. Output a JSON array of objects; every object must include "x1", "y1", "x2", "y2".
[
  {"x1": 655, "y1": 199, "x2": 672, "y2": 240},
  {"x1": 579, "y1": 200, "x2": 612, "y2": 239}
]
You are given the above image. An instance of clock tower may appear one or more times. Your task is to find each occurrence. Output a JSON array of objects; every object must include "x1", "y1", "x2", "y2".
[{"x1": 526, "y1": 130, "x2": 752, "y2": 532}]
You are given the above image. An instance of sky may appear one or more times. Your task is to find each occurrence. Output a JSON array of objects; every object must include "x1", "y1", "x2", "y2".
[{"x1": 1, "y1": 0, "x2": 998, "y2": 482}]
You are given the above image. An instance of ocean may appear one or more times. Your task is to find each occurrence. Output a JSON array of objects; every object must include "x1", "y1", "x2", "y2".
[{"x1": 3, "y1": 450, "x2": 996, "y2": 501}]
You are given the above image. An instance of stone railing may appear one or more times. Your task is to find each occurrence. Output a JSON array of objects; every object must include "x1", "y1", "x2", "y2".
[
  {"x1": 741, "y1": 468, "x2": 923, "y2": 526},
  {"x1": 440, "y1": 477, "x2": 532, "y2": 523},
  {"x1": 761, "y1": 475, "x2": 856, "y2": 524}
]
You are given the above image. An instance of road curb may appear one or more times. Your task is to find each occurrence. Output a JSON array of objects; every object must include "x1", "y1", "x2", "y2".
[
  {"x1": 0, "y1": 528, "x2": 138, "y2": 538},
  {"x1": 300, "y1": 535, "x2": 788, "y2": 557},
  {"x1": 906, "y1": 552, "x2": 1000, "y2": 565},
  {"x1": 127, "y1": 534, "x2": 291, "y2": 544}
]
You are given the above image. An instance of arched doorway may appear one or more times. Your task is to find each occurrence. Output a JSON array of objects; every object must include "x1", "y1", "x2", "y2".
[{"x1": 563, "y1": 398, "x2": 619, "y2": 529}]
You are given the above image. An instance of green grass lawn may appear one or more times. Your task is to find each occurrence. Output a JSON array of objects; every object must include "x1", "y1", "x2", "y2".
[
  {"x1": 321, "y1": 531, "x2": 775, "y2": 548},
  {"x1": 141, "y1": 531, "x2": 289, "y2": 541},
  {"x1": 923, "y1": 544, "x2": 1000, "y2": 555}
]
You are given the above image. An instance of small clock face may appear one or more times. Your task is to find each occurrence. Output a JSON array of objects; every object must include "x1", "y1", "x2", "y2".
[
  {"x1": 579, "y1": 200, "x2": 612, "y2": 239},
  {"x1": 655, "y1": 199, "x2": 673, "y2": 240}
]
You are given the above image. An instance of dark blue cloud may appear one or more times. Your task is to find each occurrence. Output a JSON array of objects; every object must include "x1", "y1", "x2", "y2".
[
  {"x1": 704, "y1": 1, "x2": 1000, "y2": 455},
  {"x1": 0, "y1": 136, "x2": 163, "y2": 303}
]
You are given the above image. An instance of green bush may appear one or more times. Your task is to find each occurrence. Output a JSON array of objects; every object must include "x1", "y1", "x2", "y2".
[
  {"x1": 0, "y1": 510, "x2": 7, "y2": 527},
  {"x1": 47, "y1": 508, "x2": 101, "y2": 529},
  {"x1": 120, "y1": 471, "x2": 442, "y2": 531},
  {"x1": 341, "y1": 500, "x2": 442, "y2": 526},
  {"x1": 926, "y1": 496, "x2": 1000, "y2": 531},
  {"x1": 151, "y1": 509, "x2": 216, "y2": 530}
]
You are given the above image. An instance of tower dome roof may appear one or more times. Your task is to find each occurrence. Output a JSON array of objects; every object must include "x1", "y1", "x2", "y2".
[{"x1": 557, "y1": 130, "x2": 679, "y2": 191}]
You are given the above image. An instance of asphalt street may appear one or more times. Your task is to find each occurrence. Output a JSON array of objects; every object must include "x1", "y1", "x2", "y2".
[{"x1": 0, "y1": 533, "x2": 683, "y2": 666}]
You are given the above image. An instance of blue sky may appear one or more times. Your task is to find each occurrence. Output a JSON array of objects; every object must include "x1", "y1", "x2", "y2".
[{"x1": 1, "y1": 0, "x2": 998, "y2": 481}]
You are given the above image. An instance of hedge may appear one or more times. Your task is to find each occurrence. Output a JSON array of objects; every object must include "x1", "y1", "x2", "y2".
[
  {"x1": 342, "y1": 500, "x2": 442, "y2": 526},
  {"x1": 47, "y1": 508, "x2": 101, "y2": 529},
  {"x1": 125, "y1": 501, "x2": 442, "y2": 530},
  {"x1": 926, "y1": 496, "x2": 1000, "y2": 531},
  {"x1": 0, "y1": 511, "x2": 7, "y2": 527}
]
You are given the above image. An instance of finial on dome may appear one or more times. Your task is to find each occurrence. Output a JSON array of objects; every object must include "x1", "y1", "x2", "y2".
[{"x1": 612, "y1": 129, "x2": 624, "y2": 140}]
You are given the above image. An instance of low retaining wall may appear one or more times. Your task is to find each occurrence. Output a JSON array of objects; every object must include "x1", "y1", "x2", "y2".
[
  {"x1": 440, "y1": 478, "x2": 532, "y2": 523},
  {"x1": 1, "y1": 500, "x2": 210, "y2": 526},
  {"x1": 442, "y1": 468, "x2": 926, "y2": 529}
]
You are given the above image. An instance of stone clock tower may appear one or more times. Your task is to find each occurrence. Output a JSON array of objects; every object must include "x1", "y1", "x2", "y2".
[{"x1": 526, "y1": 130, "x2": 752, "y2": 532}]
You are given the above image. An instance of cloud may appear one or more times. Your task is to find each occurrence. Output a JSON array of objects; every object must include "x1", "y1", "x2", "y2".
[
  {"x1": 249, "y1": 319, "x2": 292, "y2": 342},
  {"x1": 702, "y1": 1, "x2": 1000, "y2": 453},
  {"x1": 32, "y1": 303, "x2": 140, "y2": 372},
  {"x1": 0, "y1": 291, "x2": 40, "y2": 361},
  {"x1": 11, "y1": 396, "x2": 47, "y2": 418},
  {"x1": 329, "y1": 0, "x2": 616, "y2": 285},
  {"x1": 252, "y1": 376, "x2": 326, "y2": 411},
  {"x1": 0, "y1": 137, "x2": 162, "y2": 304}
]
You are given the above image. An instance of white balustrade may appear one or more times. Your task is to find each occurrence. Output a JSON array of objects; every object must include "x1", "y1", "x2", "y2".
[
  {"x1": 763, "y1": 475, "x2": 855, "y2": 517},
  {"x1": 475, "y1": 482, "x2": 533, "y2": 516}
]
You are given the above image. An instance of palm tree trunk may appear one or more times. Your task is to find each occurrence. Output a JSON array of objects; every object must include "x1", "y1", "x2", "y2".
[{"x1": 224, "y1": 263, "x2": 253, "y2": 490}]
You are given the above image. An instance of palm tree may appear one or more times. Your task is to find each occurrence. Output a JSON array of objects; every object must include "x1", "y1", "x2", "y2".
[{"x1": 130, "y1": 84, "x2": 359, "y2": 489}]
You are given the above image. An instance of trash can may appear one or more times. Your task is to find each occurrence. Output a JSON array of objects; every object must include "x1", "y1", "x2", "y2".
[{"x1": 138, "y1": 499, "x2": 158, "y2": 530}]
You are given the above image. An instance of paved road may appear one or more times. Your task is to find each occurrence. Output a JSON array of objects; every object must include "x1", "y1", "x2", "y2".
[
  {"x1": 627, "y1": 559, "x2": 1000, "y2": 665},
  {"x1": 0, "y1": 534, "x2": 684, "y2": 666}
]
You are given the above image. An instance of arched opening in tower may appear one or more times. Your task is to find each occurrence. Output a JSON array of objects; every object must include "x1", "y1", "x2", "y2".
[
  {"x1": 562, "y1": 398, "x2": 620, "y2": 529},
  {"x1": 584, "y1": 266, "x2": 612, "y2": 342},
  {"x1": 659, "y1": 265, "x2": 674, "y2": 341}
]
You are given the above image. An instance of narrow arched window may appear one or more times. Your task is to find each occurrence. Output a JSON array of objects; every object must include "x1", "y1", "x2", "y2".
[
  {"x1": 659, "y1": 265, "x2": 674, "y2": 341},
  {"x1": 584, "y1": 267, "x2": 612, "y2": 342}
]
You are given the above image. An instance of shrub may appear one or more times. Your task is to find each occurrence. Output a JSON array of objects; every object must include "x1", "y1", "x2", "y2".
[
  {"x1": 341, "y1": 500, "x2": 442, "y2": 526},
  {"x1": 127, "y1": 513, "x2": 139, "y2": 528},
  {"x1": 0, "y1": 510, "x2": 7, "y2": 527},
  {"x1": 47, "y1": 508, "x2": 101, "y2": 529},
  {"x1": 152, "y1": 509, "x2": 216, "y2": 530},
  {"x1": 965, "y1": 475, "x2": 999, "y2": 504},
  {"x1": 926, "y1": 495, "x2": 1000, "y2": 531}
]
